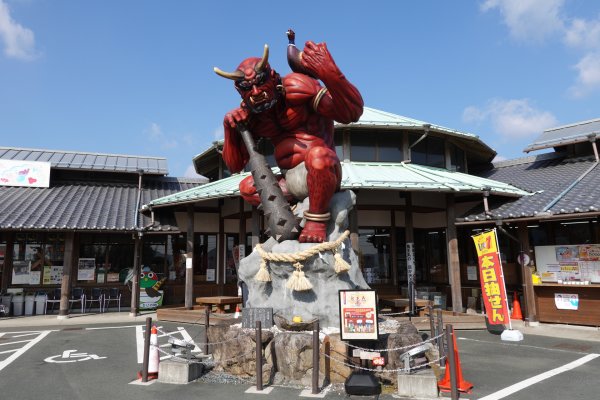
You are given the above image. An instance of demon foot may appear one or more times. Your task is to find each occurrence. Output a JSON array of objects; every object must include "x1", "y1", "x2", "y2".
[{"x1": 299, "y1": 220, "x2": 327, "y2": 243}]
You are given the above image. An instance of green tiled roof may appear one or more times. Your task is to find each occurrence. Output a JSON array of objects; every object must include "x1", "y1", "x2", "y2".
[{"x1": 146, "y1": 162, "x2": 530, "y2": 209}]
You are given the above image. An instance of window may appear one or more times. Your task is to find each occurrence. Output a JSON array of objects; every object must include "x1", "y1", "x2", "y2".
[
  {"x1": 410, "y1": 135, "x2": 445, "y2": 168},
  {"x1": 334, "y1": 131, "x2": 345, "y2": 161},
  {"x1": 12, "y1": 233, "x2": 65, "y2": 286},
  {"x1": 225, "y1": 234, "x2": 240, "y2": 284},
  {"x1": 193, "y1": 233, "x2": 218, "y2": 281},
  {"x1": 349, "y1": 132, "x2": 404, "y2": 162},
  {"x1": 142, "y1": 237, "x2": 167, "y2": 279},
  {"x1": 378, "y1": 135, "x2": 404, "y2": 162},
  {"x1": 350, "y1": 133, "x2": 376, "y2": 161},
  {"x1": 79, "y1": 233, "x2": 134, "y2": 284},
  {"x1": 358, "y1": 228, "x2": 391, "y2": 284},
  {"x1": 414, "y1": 229, "x2": 447, "y2": 284},
  {"x1": 449, "y1": 143, "x2": 466, "y2": 172}
]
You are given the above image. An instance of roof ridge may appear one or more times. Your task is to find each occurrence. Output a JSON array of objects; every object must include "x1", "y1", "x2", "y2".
[
  {"x1": 492, "y1": 152, "x2": 563, "y2": 168},
  {"x1": 0, "y1": 146, "x2": 167, "y2": 160}
]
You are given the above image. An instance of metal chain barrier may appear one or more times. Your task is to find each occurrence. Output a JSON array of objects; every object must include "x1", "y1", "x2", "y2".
[
  {"x1": 379, "y1": 306, "x2": 427, "y2": 316},
  {"x1": 340, "y1": 332, "x2": 444, "y2": 353},
  {"x1": 321, "y1": 351, "x2": 447, "y2": 374}
]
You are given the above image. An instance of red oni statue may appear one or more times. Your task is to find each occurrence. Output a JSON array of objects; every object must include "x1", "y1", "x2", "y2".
[{"x1": 214, "y1": 33, "x2": 363, "y2": 243}]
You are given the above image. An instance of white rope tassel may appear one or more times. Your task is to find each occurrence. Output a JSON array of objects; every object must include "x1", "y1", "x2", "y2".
[
  {"x1": 255, "y1": 258, "x2": 272, "y2": 282},
  {"x1": 333, "y1": 248, "x2": 351, "y2": 274},
  {"x1": 286, "y1": 262, "x2": 312, "y2": 291}
]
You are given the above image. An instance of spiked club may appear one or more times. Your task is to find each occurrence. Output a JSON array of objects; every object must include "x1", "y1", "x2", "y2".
[{"x1": 237, "y1": 124, "x2": 300, "y2": 242}]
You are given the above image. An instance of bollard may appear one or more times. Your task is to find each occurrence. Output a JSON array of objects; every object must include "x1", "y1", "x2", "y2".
[
  {"x1": 256, "y1": 320, "x2": 263, "y2": 391},
  {"x1": 437, "y1": 308, "x2": 445, "y2": 367},
  {"x1": 445, "y1": 324, "x2": 458, "y2": 400},
  {"x1": 428, "y1": 305, "x2": 436, "y2": 345},
  {"x1": 312, "y1": 320, "x2": 320, "y2": 394},
  {"x1": 323, "y1": 336, "x2": 331, "y2": 387},
  {"x1": 142, "y1": 317, "x2": 152, "y2": 382},
  {"x1": 204, "y1": 306, "x2": 210, "y2": 355}
]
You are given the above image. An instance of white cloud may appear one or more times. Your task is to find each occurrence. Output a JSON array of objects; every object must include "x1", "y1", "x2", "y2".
[
  {"x1": 184, "y1": 164, "x2": 208, "y2": 181},
  {"x1": 564, "y1": 16, "x2": 600, "y2": 49},
  {"x1": 146, "y1": 122, "x2": 178, "y2": 149},
  {"x1": 462, "y1": 98, "x2": 558, "y2": 139},
  {"x1": 569, "y1": 52, "x2": 600, "y2": 98},
  {"x1": 0, "y1": 0, "x2": 37, "y2": 60},
  {"x1": 492, "y1": 155, "x2": 507, "y2": 163},
  {"x1": 481, "y1": 0, "x2": 565, "y2": 43},
  {"x1": 212, "y1": 126, "x2": 224, "y2": 141}
]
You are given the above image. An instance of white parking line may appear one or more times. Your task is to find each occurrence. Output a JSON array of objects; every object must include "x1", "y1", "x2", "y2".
[
  {"x1": 478, "y1": 353, "x2": 600, "y2": 400},
  {"x1": 86, "y1": 325, "x2": 142, "y2": 331},
  {"x1": 0, "y1": 331, "x2": 52, "y2": 372}
]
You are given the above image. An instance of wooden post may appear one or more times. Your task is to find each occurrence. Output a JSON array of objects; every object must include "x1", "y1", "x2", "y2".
[
  {"x1": 251, "y1": 206, "x2": 260, "y2": 247},
  {"x1": 446, "y1": 194, "x2": 463, "y2": 313},
  {"x1": 1, "y1": 233, "x2": 14, "y2": 293},
  {"x1": 58, "y1": 232, "x2": 75, "y2": 319},
  {"x1": 437, "y1": 308, "x2": 445, "y2": 367},
  {"x1": 446, "y1": 324, "x2": 458, "y2": 400},
  {"x1": 218, "y1": 208, "x2": 225, "y2": 296},
  {"x1": 130, "y1": 234, "x2": 141, "y2": 316},
  {"x1": 312, "y1": 320, "x2": 320, "y2": 394},
  {"x1": 256, "y1": 320, "x2": 263, "y2": 391},
  {"x1": 185, "y1": 205, "x2": 194, "y2": 310},
  {"x1": 428, "y1": 305, "x2": 436, "y2": 344},
  {"x1": 204, "y1": 306, "x2": 210, "y2": 355},
  {"x1": 323, "y1": 336, "x2": 331, "y2": 386},
  {"x1": 390, "y1": 210, "x2": 398, "y2": 287},
  {"x1": 517, "y1": 222, "x2": 538, "y2": 323},
  {"x1": 142, "y1": 317, "x2": 152, "y2": 382}
]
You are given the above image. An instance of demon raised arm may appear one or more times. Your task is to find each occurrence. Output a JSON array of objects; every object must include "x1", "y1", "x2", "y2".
[{"x1": 214, "y1": 31, "x2": 363, "y2": 243}]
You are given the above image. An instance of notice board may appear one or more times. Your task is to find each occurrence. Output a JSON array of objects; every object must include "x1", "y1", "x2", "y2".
[{"x1": 534, "y1": 244, "x2": 600, "y2": 283}]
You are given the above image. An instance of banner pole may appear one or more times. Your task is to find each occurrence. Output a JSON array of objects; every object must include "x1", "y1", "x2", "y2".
[{"x1": 493, "y1": 228, "x2": 513, "y2": 331}]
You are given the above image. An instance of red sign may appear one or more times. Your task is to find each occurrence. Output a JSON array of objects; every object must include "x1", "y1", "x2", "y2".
[
  {"x1": 372, "y1": 357, "x2": 385, "y2": 366},
  {"x1": 472, "y1": 231, "x2": 510, "y2": 325}
]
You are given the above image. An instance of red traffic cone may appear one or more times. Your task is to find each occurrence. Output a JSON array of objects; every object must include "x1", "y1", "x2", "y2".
[
  {"x1": 438, "y1": 328, "x2": 473, "y2": 393},
  {"x1": 511, "y1": 292, "x2": 523, "y2": 320},
  {"x1": 234, "y1": 305, "x2": 241, "y2": 319}
]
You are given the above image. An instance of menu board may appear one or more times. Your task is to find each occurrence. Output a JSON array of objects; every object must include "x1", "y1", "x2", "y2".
[
  {"x1": 339, "y1": 290, "x2": 379, "y2": 341},
  {"x1": 535, "y1": 244, "x2": 600, "y2": 283}
]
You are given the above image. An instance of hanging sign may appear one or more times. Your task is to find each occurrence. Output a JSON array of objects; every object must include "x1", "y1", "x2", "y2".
[
  {"x1": 0, "y1": 159, "x2": 51, "y2": 188},
  {"x1": 472, "y1": 230, "x2": 510, "y2": 325},
  {"x1": 339, "y1": 290, "x2": 379, "y2": 341}
]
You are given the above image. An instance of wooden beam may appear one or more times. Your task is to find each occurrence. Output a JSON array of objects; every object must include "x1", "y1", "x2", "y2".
[
  {"x1": 218, "y1": 201, "x2": 225, "y2": 296},
  {"x1": 185, "y1": 205, "x2": 194, "y2": 310},
  {"x1": 446, "y1": 194, "x2": 463, "y2": 312},
  {"x1": 390, "y1": 210, "x2": 398, "y2": 286},
  {"x1": 517, "y1": 222, "x2": 538, "y2": 323},
  {"x1": 58, "y1": 232, "x2": 75, "y2": 318}
]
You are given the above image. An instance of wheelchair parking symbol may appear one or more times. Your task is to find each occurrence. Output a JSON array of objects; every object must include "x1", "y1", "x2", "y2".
[{"x1": 44, "y1": 349, "x2": 107, "y2": 363}]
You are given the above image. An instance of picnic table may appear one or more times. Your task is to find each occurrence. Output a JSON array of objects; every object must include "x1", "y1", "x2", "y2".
[{"x1": 195, "y1": 296, "x2": 242, "y2": 314}]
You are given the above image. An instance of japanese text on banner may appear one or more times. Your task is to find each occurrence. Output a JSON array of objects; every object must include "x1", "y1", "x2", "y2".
[{"x1": 472, "y1": 230, "x2": 510, "y2": 325}]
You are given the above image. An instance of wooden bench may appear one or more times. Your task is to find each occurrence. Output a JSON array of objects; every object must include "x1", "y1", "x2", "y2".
[
  {"x1": 379, "y1": 298, "x2": 431, "y2": 316},
  {"x1": 195, "y1": 296, "x2": 242, "y2": 314}
]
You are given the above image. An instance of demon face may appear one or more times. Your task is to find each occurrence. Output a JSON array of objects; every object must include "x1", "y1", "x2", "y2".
[{"x1": 214, "y1": 45, "x2": 281, "y2": 113}]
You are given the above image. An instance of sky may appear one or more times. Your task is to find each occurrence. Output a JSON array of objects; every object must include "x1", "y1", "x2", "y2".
[{"x1": 1, "y1": 0, "x2": 600, "y2": 177}]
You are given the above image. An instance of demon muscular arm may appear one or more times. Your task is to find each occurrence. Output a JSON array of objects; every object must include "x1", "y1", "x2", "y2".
[
  {"x1": 222, "y1": 107, "x2": 250, "y2": 174},
  {"x1": 300, "y1": 41, "x2": 363, "y2": 123}
]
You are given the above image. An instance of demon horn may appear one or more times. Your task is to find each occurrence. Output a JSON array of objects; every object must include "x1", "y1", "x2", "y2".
[
  {"x1": 255, "y1": 44, "x2": 269, "y2": 73},
  {"x1": 213, "y1": 66, "x2": 244, "y2": 81}
]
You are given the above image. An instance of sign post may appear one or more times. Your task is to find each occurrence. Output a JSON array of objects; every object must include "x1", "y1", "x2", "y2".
[{"x1": 406, "y1": 243, "x2": 416, "y2": 316}]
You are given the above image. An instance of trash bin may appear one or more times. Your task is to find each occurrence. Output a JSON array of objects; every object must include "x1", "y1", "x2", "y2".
[
  {"x1": 12, "y1": 293, "x2": 25, "y2": 316},
  {"x1": 35, "y1": 293, "x2": 47, "y2": 315},
  {"x1": 1, "y1": 294, "x2": 12, "y2": 316},
  {"x1": 25, "y1": 293, "x2": 35, "y2": 316}
]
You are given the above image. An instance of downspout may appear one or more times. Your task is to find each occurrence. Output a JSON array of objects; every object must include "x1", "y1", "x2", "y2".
[
  {"x1": 407, "y1": 124, "x2": 430, "y2": 161},
  {"x1": 134, "y1": 169, "x2": 144, "y2": 231},
  {"x1": 542, "y1": 137, "x2": 599, "y2": 212}
]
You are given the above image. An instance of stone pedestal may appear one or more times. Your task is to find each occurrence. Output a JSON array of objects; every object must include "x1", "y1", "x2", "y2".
[{"x1": 158, "y1": 360, "x2": 204, "y2": 384}]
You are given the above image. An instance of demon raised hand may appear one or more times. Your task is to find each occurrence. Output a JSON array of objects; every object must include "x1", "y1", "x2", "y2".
[{"x1": 215, "y1": 31, "x2": 363, "y2": 243}]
